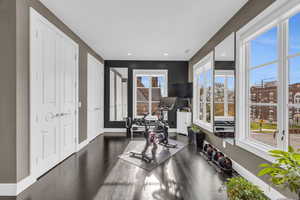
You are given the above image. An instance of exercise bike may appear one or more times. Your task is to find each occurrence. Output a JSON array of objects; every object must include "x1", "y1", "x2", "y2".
[
  {"x1": 128, "y1": 97, "x2": 178, "y2": 163},
  {"x1": 129, "y1": 114, "x2": 157, "y2": 163}
]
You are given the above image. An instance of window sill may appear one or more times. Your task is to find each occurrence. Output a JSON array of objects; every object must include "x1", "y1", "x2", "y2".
[
  {"x1": 194, "y1": 120, "x2": 213, "y2": 133},
  {"x1": 215, "y1": 116, "x2": 234, "y2": 121},
  {"x1": 236, "y1": 139, "x2": 277, "y2": 163}
]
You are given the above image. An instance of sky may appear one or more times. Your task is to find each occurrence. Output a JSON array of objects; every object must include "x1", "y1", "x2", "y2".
[{"x1": 250, "y1": 12, "x2": 300, "y2": 87}]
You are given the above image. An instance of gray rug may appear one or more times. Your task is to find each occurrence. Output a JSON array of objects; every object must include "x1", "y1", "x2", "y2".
[{"x1": 118, "y1": 139, "x2": 186, "y2": 171}]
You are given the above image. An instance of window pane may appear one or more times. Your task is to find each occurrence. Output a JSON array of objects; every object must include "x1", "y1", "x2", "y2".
[
  {"x1": 152, "y1": 77, "x2": 165, "y2": 88},
  {"x1": 198, "y1": 73, "x2": 205, "y2": 102},
  {"x1": 250, "y1": 64, "x2": 278, "y2": 104},
  {"x1": 289, "y1": 12, "x2": 300, "y2": 55},
  {"x1": 227, "y1": 76, "x2": 235, "y2": 103},
  {"x1": 137, "y1": 102, "x2": 149, "y2": 116},
  {"x1": 137, "y1": 76, "x2": 150, "y2": 88},
  {"x1": 215, "y1": 76, "x2": 225, "y2": 103},
  {"x1": 215, "y1": 103, "x2": 225, "y2": 116},
  {"x1": 228, "y1": 103, "x2": 235, "y2": 117},
  {"x1": 289, "y1": 57, "x2": 300, "y2": 104},
  {"x1": 152, "y1": 88, "x2": 162, "y2": 101},
  {"x1": 206, "y1": 70, "x2": 212, "y2": 103},
  {"x1": 289, "y1": 106, "x2": 300, "y2": 150},
  {"x1": 151, "y1": 102, "x2": 160, "y2": 115},
  {"x1": 250, "y1": 27, "x2": 278, "y2": 67},
  {"x1": 249, "y1": 105, "x2": 277, "y2": 147},
  {"x1": 137, "y1": 88, "x2": 149, "y2": 101},
  {"x1": 206, "y1": 103, "x2": 211, "y2": 123},
  {"x1": 199, "y1": 103, "x2": 204, "y2": 120}
]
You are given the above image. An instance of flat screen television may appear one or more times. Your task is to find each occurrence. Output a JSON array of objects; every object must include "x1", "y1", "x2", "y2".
[{"x1": 171, "y1": 83, "x2": 193, "y2": 98}]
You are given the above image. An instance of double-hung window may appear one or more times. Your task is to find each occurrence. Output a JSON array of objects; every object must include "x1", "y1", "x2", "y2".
[
  {"x1": 193, "y1": 52, "x2": 214, "y2": 131},
  {"x1": 133, "y1": 70, "x2": 168, "y2": 118},
  {"x1": 236, "y1": 0, "x2": 300, "y2": 161}
]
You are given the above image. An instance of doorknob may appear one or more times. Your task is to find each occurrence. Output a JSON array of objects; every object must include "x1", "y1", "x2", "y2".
[
  {"x1": 60, "y1": 113, "x2": 71, "y2": 117},
  {"x1": 49, "y1": 113, "x2": 60, "y2": 120}
]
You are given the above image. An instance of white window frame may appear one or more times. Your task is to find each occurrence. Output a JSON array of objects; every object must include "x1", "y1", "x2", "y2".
[
  {"x1": 193, "y1": 52, "x2": 214, "y2": 132},
  {"x1": 214, "y1": 70, "x2": 235, "y2": 121},
  {"x1": 133, "y1": 69, "x2": 168, "y2": 119},
  {"x1": 236, "y1": 0, "x2": 300, "y2": 162}
]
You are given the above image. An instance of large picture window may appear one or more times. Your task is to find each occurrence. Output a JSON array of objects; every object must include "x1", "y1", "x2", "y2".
[
  {"x1": 193, "y1": 52, "x2": 214, "y2": 131},
  {"x1": 133, "y1": 70, "x2": 168, "y2": 118},
  {"x1": 236, "y1": 0, "x2": 300, "y2": 161}
]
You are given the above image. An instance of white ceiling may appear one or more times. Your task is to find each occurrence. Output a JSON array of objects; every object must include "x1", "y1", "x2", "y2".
[{"x1": 39, "y1": 0, "x2": 248, "y2": 61}]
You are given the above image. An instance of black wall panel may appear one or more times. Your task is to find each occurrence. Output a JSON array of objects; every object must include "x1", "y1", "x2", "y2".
[{"x1": 104, "y1": 60, "x2": 189, "y2": 128}]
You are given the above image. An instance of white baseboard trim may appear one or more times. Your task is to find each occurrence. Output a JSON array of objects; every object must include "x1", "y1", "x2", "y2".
[
  {"x1": 104, "y1": 128, "x2": 126, "y2": 133},
  {"x1": 232, "y1": 160, "x2": 286, "y2": 200},
  {"x1": 0, "y1": 175, "x2": 36, "y2": 196},
  {"x1": 16, "y1": 175, "x2": 36, "y2": 195},
  {"x1": 0, "y1": 184, "x2": 16, "y2": 196},
  {"x1": 78, "y1": 140, "x2": 89, "y2": 151},
  {"x1": 169, "y1": 128, "x2": 177, "y2": 133}
]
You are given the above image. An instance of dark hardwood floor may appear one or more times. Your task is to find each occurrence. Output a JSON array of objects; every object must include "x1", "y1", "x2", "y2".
[{"x1": 1, "y1": 134, "x2": 228, "y2": 200}]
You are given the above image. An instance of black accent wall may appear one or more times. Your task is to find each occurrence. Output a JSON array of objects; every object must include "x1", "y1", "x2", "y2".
[
  {"x1": 214, "y1": 61, "x2": 235, "y2": 70},
  {"x1": 104, "y1": 60, "x2": 189, "y2": 128}
]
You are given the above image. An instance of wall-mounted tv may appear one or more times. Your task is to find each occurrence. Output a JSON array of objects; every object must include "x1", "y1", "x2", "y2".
[{"x1": 171, "y1": 83, "x2": 193, "y2": 98}]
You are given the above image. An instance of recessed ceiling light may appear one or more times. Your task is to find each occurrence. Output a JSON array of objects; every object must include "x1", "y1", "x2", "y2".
[
  {"x1": 163, "y1": 53, "x2": 169, "y2": 56},
  {"x1": 127, "y1": 53, "x2": 132, "y2": 56}
]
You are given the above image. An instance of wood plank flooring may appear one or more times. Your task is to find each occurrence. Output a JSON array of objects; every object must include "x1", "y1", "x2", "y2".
[{"x1": 0, "y1": 134, "x2": 228, "y2": 200}]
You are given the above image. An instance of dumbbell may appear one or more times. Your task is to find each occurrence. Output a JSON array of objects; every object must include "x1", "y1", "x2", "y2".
[
  {"x1": 213, "y1": 151, "x2": 225, "y2": 163},
  {"x1": 218, "y1": 157, "x2": 233, "y2": 174}
]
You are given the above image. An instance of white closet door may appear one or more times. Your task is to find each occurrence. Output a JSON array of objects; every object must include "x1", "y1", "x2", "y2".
[
  {"x1": 31, "y1": 17, "x2": 61, "y2": 175},
  {"x1": 94, "y1": 57, "x2": 102, "y2": 136},
  {"x1": 99, "y1": 62, "x2": 104, "y2": 131},
  {"x1": 60, "y1": 36, "x2": 77, "y2": 159},
  {"x1": 87, "y1": 55, "x2": 95, "y2": 141},
  {"x1": 30, "y1": 9, "x2": 78, "y2": 177},
  {"x1": 88, "y1": 54, "x2": 103, "y2": 141}
]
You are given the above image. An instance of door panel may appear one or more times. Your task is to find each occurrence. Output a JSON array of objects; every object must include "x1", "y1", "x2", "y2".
[
  {"x1": 60, "y1": 36, "x2": 77, "y2": 159},
  {"x1": 34, "y1": 18, "x2": 61, "y2": 175},
  {"x1": 30, "y1": 9, "x2": 78, "y2": 177},
  {"x1": 99, "y1": 63, "x2": 104, "y2": 130},
  {"x1": 88, "y1": 55, "x2": 103, "y2": 141}
]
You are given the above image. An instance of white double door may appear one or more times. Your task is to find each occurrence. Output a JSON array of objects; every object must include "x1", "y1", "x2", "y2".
[
  {"x1": 30, "y1": 9, "x2": 78, "y2": 177},
  {"x1": 87, "y1": 54, "x2": 104, "y2": 141}
]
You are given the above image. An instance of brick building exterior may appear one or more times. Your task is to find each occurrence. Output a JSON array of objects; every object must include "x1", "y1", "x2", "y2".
[{"x1": 250, "y1": 82, "x2": 300, "y2": 132}]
